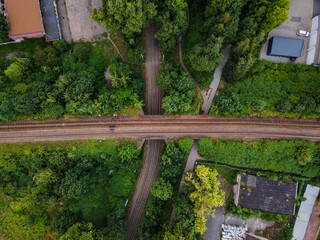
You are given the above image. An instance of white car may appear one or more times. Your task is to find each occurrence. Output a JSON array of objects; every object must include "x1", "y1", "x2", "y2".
[{"x1": 296, "y1": 30, "x2": 309, "y2": 37}]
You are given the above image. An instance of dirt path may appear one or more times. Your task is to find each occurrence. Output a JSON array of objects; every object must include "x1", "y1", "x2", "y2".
[
  {"x1": 125, "y1": 140, "x2": 161, "y2": 240},
  {"x1": 143, "y1": 22, "x2": 162, "y2": 115},
  {"x1": 304, "y1": 201, "x2": 320, "y2": 240}
]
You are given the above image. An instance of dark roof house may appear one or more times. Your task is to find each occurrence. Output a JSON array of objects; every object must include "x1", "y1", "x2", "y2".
[
  {"x1": 236, "y1": 175, "x2": 297, "y2": 215},
  {"x1": 267, "y1": 37, "x2": 304, "y2": 58}
]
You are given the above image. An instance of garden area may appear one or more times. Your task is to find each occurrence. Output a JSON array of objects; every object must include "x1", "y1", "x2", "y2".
[
  {"x1": 0, "y1": 37, "x2": 144, "y2": 122},
  {"x1": 212, "y1": 60, "x2": 320, "y2": 118},
  {"x1": 0, "y1": 139, "x2": 142, "y2": 239}
]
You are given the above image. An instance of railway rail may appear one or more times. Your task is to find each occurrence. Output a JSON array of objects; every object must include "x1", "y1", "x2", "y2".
[{"x1": 0, "y1": 116, "x2": 319, "y2": 143}]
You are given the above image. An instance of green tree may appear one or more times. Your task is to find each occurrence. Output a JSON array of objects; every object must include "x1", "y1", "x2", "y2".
[
  {"x1": 151, "y1": 177, "x2": 173, "y2": 200},
  {"x1": 0, "y1": 13, "x2": 8, "y2": 40},
  {"x1": 53, "y1": 210, "x2": 79, "y2": 234},
  {"x1": 178, "y1": 138, "x2": 194, "y2": 155},
  {"x1": 189, "y1": 41, "x2": 223, "y2": 72},
  {"x1": 4, "y1": 58, "x2": 30, "y2": 82},
  {"x1": 155, "y1": 0, "x2": 188, "y2": 51},
  {"x1": 59, "y1": 222, "x2": 99, "y2": 240},
  {"x1": 185, "y1": 165, "x2": 225, "y2": 234},
  {"x1": 117, "y1": 142, "x2": 140, "y2": 162},
  {"x1": 263, "y1": 0, "x2": 290, "y2": 32},
  {"x1": 91, "y1": 0, "x2": 157, "y2": 36},
  {"x1": 296, "y1": 147, "x2": 313, "y2": 166}
]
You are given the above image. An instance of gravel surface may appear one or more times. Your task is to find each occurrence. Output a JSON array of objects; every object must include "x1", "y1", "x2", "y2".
[
  {"x1": 143, "y1": 22, "x2": 162, "y2": 115},
  {"x1": 125, "y1": 140, "x2": 161, "y2": 240}
]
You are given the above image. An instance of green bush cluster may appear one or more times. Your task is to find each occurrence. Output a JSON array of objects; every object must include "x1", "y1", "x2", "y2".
[
  {"x1": 213, "y1": 60, "x2": 320, "y2": 118},
  {"x1": 157, "y1": 62, "x2": 196, "y2": 114},
  {"x1": 155, "y1": 0, "x2": 188, "y2": 52},
  {"x1": 0, "y1": 40, "x2": 144, "y2": 121},
  {"x1": 0, "y1": 139, "x2": 141, "y2": 239},
  {"x1": 198, "y1": 139, "x2": 320, "y2": 178},
  {"x1": 0, "y1": 13, "x2": 8, "y2": 41},
  {"x1": 228, "y1": 202, "x2": 290, "y2": 223}
]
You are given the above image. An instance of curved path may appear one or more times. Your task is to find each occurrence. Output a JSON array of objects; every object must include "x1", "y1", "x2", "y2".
[
  {"x1": 125, "y1": 140, "x2": 161, "y2": 240},
  {"x1": 178, "y1": 7, "x2": 230, "y2": 114},
  {"x1": 203, "y1": 49, "x2": 230, "y2": 114},
  {"x1": 125, "y1": 22, "x2": 162, "y2": 240}
]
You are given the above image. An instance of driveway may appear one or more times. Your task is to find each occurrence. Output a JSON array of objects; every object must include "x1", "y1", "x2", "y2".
[
  {"x1": 260, "y1": 0, "x2": 313, "y2": 63},
  {"x1": 205, "y1": 207, "x2": 224, "y2": 240}
]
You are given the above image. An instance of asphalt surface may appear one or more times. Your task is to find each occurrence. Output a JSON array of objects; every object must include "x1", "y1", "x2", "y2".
[{"x1": 143, "y1": 22, "x2": 162, "y2": 115}]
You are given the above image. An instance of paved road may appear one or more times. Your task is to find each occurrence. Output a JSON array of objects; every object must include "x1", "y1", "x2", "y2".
[
  {"x1": 143, "y1": 22, "x2": 162, "y2": 115},
  {"x1": 1, "y1": 116, "x2": 319, "y2": 143},
  {"x1": 203, "y1": 49, "x2": 230, "y2": 114},
  {"x1": 125, "y1": 140, "x2": 161, "y2": 240}
]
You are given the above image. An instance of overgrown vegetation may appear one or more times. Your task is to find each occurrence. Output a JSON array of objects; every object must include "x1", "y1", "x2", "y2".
[
  {"x1": 0, "y1": 40, "x2": 144, "y2": 121},
  {"x1": 154, "y1": 0, "x2": 188, "y2": 52},
  {"x1": 212, "y1": 60, "x2": 320, "y2": 118},
  {"x1": 228, "y1": 202, "x2": 290, "y2": 223},
  {"x1": 0, "y1": 13, "x2": 9, "y2": 41},
  {"x1": 157, "y1": 62, "x2": 198, "y2": 114},
  {"x1": 0, "y1": 139, "x2": 142, "y2": 239},
  {"x1": 138, "y1": 142, "x2": 185, "y2": 239},
  {"x1": 183, "y1": 0, "x2": 289, "y2": 88},
  {"x1": 198, "y1": 139, "x2": 320, "y2": 178}
]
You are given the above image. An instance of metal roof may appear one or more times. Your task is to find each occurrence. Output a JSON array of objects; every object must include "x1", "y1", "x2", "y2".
[
  {"x1": 268, "y1": 37, "x2": 304, "y2": 58},
  {"x1": 39, "y1": 0, "x2": 60, "y2": 41},
  {"x1": 238, "y1": 175, "x2": 297, "y2": 215},
  {"x1": 292, "y1": 184, "x2": 320, "y2": 240}
]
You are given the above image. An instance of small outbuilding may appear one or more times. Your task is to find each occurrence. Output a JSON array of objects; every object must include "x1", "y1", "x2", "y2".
[
  {"x1": 235, "y1": 174, "x2": 297, "y2": 216},
  {"x1": 267, "y1": 37, "x2": 304, "y2": 59}
]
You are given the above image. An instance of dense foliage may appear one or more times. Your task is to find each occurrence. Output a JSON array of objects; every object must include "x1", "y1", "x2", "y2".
[
  {"x1": 185, "y1": 165, "x2": 225, "y2": 234},
  {"x1": 198, "y1": 139, "x2": 320, "y2": 178},
  {"x1": 0, "y1": 40, "x2": 144, "y2": 121},
  {"x1": 183, "y1": 0, "x2": 289, "y2": 87},
  {"x1": 0, "y1": 13, "x2": 8, "y2": 41},
  {"x1": 0, "y1": 139, "x2": 142, "y2": 239},
  {"x1": 154, "y1": 0, "x2": 188, "y2": 52},
  {"x1": 91, "y1": 0, "x2": 156, "y2": 38},
  {"x1": 212, "y1": 60, "x2": 320, "y2": 118},
  {"x1": 157, "y1": 62, "x2": 196, "y2": 114},
  {"x1": 228, "y1": 202, "x2": 290, "y2": 223},
  {"x1": 138, "y1": 142, "x2": 185, "y2": 239}
]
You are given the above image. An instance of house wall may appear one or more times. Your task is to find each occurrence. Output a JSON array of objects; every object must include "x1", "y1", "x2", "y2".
[{"x1": 9, "y1": 32, "x2": 45, "y2": 41}]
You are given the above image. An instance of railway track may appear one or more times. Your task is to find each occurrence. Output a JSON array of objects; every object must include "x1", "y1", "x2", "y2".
[{"x1": 0, "y1": 116, "x2": 319, "y2": 143}]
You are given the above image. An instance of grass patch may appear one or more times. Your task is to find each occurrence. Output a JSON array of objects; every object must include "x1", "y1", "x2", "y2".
[{"x1": 0, "y1": 38, "x2": 48, "y2": 57}]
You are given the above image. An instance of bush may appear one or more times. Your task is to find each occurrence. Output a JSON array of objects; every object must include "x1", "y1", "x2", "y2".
[
  {"x1": 178, "y1": 138, "x2": 194, "y2": 155},
  {"x1": 151, "y1": 177, "x2": 173, "y2": 201}
]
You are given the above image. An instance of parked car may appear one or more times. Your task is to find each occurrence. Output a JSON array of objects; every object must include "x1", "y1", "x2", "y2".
[{"x1": 296, "y1": 30, "x2": 309, "y2": 37}]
